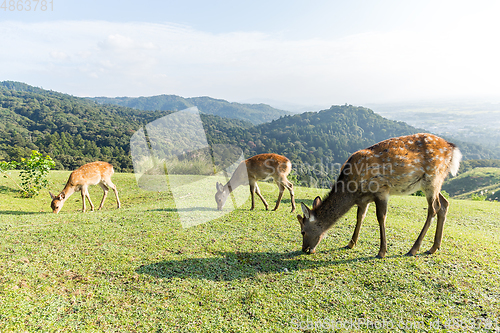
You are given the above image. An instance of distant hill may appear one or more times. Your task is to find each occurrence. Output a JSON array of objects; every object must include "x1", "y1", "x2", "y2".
[
  {"x1": 0, "y1": 81, "x2": 49, "y2": 95},
  {"x1": 90, "y1": 95, "x2": 291, "y2": 125},
  {"x1": 2, "y1": 81, "x2": 500, "y2": 190},
  {"x1": 369, "y1": 101, "x2": 500, "y2": 147},
  {"x1": 443, "y1": 167, "x2": 500, "y2": 201}
]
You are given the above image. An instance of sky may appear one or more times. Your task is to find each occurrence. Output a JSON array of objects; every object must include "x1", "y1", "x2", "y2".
[{"x1": 1, "y1": 0, "x2": 500, "y2": 110}]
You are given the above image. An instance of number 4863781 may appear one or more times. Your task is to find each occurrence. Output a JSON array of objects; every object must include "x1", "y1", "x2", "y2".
[{"x1": 1, "y1": 0, "x2": 54, "y2": 11}]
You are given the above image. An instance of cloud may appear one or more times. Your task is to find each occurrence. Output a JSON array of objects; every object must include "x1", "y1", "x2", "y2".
[
  {"x1": 98, "y1": 34, "x2": 157, "y2": 51},
  {"x1": 49, "y1": 51, "x2": 70, "y2": 61},
  {"x1": 0, "y1": 20, "x2": 499, "y2": 105}
]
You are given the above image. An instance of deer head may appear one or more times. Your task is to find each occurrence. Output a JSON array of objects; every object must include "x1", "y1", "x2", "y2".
[
  {"x1": 50, "y1": 191, "x2": 65, "y2": 214},
  {"x1": 297, "y1": 196, "x2": 326, "y2": 254},
  {"x1": 215, "y1": 182, "x2": 230, "y2": 210}
]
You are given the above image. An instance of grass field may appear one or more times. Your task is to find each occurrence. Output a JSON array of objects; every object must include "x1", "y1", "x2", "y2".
[{"x1": 1, "y1": 171, "x2": 499, "y2": 332}]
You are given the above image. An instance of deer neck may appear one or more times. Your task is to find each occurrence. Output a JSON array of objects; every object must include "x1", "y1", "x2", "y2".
[
  {"x1": 224, "y1": 162, "x2": 248, "y2": 194},
  {"x1": 314, "y1": 185, "x2": 356, "y2": 231},
  {"x1": 60, "y1": 181, "x2": 77, "y2": 199}
]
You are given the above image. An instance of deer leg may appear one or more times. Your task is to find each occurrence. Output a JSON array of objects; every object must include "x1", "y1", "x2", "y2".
[
  {"x1": 407, "y1": 194, "x2": 439, "y2": 256},
  {"x1": 254, "y1": 183, "x2": 269, "y2": 210},
  {"x1": 374, "y1": 198, "x2": 388, "y2": 259},
  {"x1": 81, "y1": 189, "x2": 86, "y2": 212},
  {"x1": 98, "y1": 182, "x2": 109, "y2": 210},
  {"x1": 427, "y1": 192, "x2": 449, "y2": 254},
  {"x1": 273, "y1": 183, "x2": 285, "y2": 211},
  {"x1": 81, "y1": 186, "x2": 95, "y2": 212},
  {"x1": 347, "y1": 203, "x2": 369, "y2": 249},
  {"x1": 87, "y1": 190, "x2": 95, "y2": 212},
  {"x1": 249, "y1": 181, "x2": 256, "y2": 210},
  {"x1": 250, "y1": 181, "x2": 269, "y2": 210},
  {"x1": 108, "y1": 180, "x2": 121, "y2": 208},
  {"x1": 283, "y1": 179, "x2": 295, "y2": 212}
]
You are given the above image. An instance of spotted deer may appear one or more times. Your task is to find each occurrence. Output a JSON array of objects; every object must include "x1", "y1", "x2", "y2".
[
  {"x1": 50, "y1": 161, "x2": 121, "y2": 213},
  {"x1": 215, "y1": 153, "x2": 296, "y2": 212},
  {"x1": 297, "y1": 133, "x2": 462, "y2": 258}
]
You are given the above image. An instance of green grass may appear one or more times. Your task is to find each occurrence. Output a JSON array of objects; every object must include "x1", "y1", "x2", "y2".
[{"x1": 1, "y1": 171, "x2": 499, "y2": 332}]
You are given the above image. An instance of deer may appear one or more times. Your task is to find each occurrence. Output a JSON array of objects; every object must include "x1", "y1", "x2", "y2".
[
  {"x1": 297, "y1": 133, "x2": 462, "y2": 258},
  {"x1": 215, "y1": 153, "x2": 296, "y2": 212},
  {"x1": 50, "y1": 161, "x2": 121, "y2": 213}
]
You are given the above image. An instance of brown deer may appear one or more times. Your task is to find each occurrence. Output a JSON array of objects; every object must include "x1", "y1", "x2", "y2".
[
  {"x1": 215, "y1": 153, "x2": 296, "y2": 212},
  {"x1": 50, "y1": 161, "x2": 121, "y2": 213},
  {"x1": 297, "y1": 133, "x2": 462, "y2": 258}
]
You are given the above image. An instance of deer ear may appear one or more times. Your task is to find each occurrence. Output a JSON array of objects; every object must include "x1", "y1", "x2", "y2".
[
  {"x1": 297, "y1": 214, "x2": 304, "y2": 227},
  {"x1": 300, "y1": 202, "x2": 310, "y2": 219},
  {"x1": 59, "y1": 193, "x2": 65, "y2": 200},
  {"x1": 49, "y1": 191, "x2": 55, "y2": 200},
  {"x1": 312, "y1": 196, "x2": 322, "y2": 209},
  {"x1": 216, "y1": 182, "x2": 223, "y2": 192}
]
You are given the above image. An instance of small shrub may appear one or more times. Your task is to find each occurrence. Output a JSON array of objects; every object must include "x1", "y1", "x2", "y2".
[
  {"x1": 0, "y1": 151, "x2": 55, "y2": 198},
  {"x1": 471, "y1": 193, "x2": 487, "y2": 201}
]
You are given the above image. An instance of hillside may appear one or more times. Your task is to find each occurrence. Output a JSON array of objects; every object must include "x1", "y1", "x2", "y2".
[
  {"x1": 0, "y1": 82, "x2": 252, "y2": 171},
  {"x1": 443, "y1": 167, "x2": 500, "y2": 200},
  {"x1": 0, "y1": 82, "x2": 151, "y2": 170},
  {"x1": 91, "y1": 94, "x2": 291, "y2": 125},
  {"x1": 2, "y1": 81, "x2": 500, "y2": 189}
]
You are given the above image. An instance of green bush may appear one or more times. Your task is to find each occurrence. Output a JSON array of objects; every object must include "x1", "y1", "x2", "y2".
[
  {"x1": 0, "y1": 150, "x2": 55, "y2": 198},
  {"x1": 471, "y1": 192, "x2": 487, "y2": 201}
]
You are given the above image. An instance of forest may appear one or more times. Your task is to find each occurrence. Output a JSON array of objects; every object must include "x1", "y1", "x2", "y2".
[{"x1": 2, "y1": 81, "x2": 500, "y2": 188}]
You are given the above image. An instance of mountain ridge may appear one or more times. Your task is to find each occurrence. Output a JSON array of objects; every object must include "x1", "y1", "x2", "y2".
[{"x1": 90, "y1": 94, "x2": 291, "y2": 125}]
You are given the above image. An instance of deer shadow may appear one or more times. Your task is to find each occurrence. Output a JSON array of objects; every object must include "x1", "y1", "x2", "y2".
[
  {"x1": 0, "y1": 185, "x2": 18, "y2": 195},
  {"x1": 0, "y1": 210, "x2": 47, "y2": 215},
  {"x1": 149, "y1": 207, "x2": 218, "y2": 212},
  {"x1": 135, "y1": 249, "x2": 395, "y2": 281}
]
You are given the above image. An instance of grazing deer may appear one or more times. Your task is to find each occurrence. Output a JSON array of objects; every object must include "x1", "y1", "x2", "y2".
[
  {"x1": 50, "y1": 161, "x2": 121, "y2": 213},
  {"x1": 297, "y1": 133, "x2": 462, "y2": 258},
  {"x1": 215, "y1": 153, "x2": 296, "y2": 212}
]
